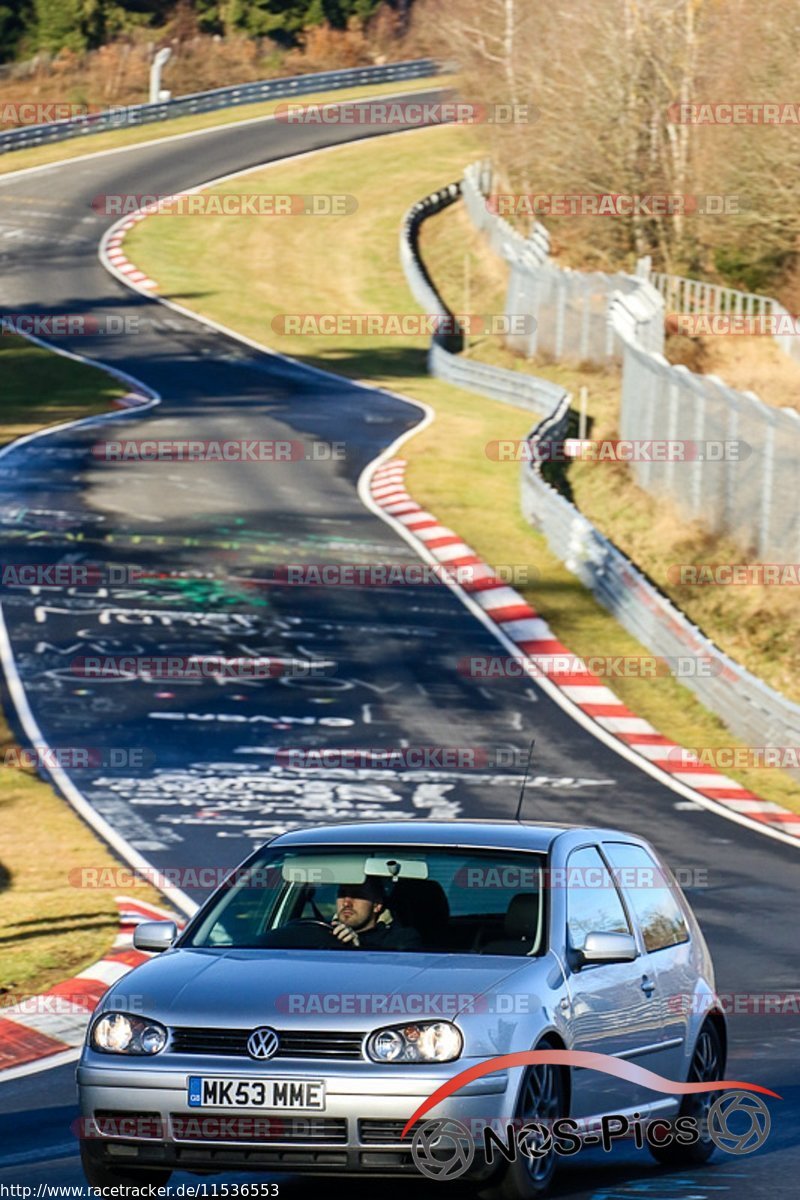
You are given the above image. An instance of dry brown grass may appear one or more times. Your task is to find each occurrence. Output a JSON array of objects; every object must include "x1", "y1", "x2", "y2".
[
  {"x1": 0, "y1": 767, "x2": 173, "y2": 997},
  {"x1": 666, "y1": 331, "x2": 800, "y2": 413},
  {"x1": 562, "y1": 380, "x2": 800, "y2": 701}
]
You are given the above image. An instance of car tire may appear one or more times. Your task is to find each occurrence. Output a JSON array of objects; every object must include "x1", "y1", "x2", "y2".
[
  {"x1": 648, "y1": 1021, "x2": 725, "y2": 1166},
  {"x1": 478, "y1": 1052, "x2": 566, "y2": 1200},
  {"x1": 80, "y1": 1141, "x2": 172, "y2": 1189}
]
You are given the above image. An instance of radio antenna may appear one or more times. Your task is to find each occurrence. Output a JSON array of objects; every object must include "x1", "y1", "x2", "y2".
[{"x1": 514, "y1": 738, "x2": 536, "y2": 823}]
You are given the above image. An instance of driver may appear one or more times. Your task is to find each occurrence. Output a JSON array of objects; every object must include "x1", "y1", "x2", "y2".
[{"x1": 331, "y1": 880, "x2": 422, "y2": 950}]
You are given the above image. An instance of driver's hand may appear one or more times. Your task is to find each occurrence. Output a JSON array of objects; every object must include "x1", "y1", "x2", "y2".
[{"x1": 331, "y1": 920, "x2": 360, "y2": 946}]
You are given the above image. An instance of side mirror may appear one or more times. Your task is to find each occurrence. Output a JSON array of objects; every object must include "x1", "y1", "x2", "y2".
[
  {"x1": 579, "y1": 931, "x2": 638, "y2": 965},
  {"x1": 133, "y1": 920, "x2": 177, "y2": 953}
]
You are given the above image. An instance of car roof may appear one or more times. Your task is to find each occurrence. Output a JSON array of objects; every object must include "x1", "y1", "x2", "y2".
[{"x1": 268, "y1": 820, "x2": 637, "y2": 854}]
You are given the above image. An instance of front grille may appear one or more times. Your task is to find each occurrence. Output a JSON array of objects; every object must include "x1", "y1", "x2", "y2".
[
  {"x1": 171, "y1": 1146, "x2": 349, "y2": 1167},
  {"x1": 170, "y1": 1114, "x2": 347, "y2": 1144},
  {"x1": 169, "y1": 1027, "x2": 365, "y2": 1060},
  {"x1": 280, "y1": 1031, "x2": 365, "y2": 1059},
  {"x1": 359, "y1": 1119, "x2": 425, "y2": 1144},
  {"x1": 170, "y1": 1028, "x2": 249, "y2": 1056}
]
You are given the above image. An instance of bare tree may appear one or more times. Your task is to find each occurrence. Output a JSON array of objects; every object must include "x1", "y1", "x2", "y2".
[{"x1": 413, "y1": 0, "x2": 800, "y2": 292}]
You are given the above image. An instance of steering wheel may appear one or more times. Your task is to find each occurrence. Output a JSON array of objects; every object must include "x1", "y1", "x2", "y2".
[
  {"x1": 284, "y1": 919, "x2": 337, "y2": 932},
  {"x1": 255, "y1": 918, "x2": 348, "y2": 949}
]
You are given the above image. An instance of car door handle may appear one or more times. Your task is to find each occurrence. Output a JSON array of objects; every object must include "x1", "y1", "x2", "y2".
[{"x1": 640, "y1": 976, "x2": 656, "y2": 997}]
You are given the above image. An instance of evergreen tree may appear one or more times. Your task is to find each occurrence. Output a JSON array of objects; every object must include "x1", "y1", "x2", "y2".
[
  {"x1": 0, "y1": 0, "x2": 401, "y2": 61},
  {"x1": 0, "y1": 2, "x2": 34, "y2": 61},
  {"x1": 32, "y1": 0, "x2": 86, "y2": 53}
]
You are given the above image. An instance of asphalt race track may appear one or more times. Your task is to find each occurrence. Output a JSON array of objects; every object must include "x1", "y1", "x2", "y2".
[{"x1": 0, "y1": 89, "x2": 798, "y2": 1197}]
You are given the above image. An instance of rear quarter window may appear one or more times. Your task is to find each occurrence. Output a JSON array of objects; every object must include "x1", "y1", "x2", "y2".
[{"x1": 603, "y1": 842, "x2": 689, "y2": 952}]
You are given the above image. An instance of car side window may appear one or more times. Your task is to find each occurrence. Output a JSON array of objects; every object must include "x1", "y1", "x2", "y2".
[
  {"x1": 565, "y1": 845, "x2": 631, "y2": 953},
  {"x1": 603, "y1": 842, "x2": 689, "y2": 953}
]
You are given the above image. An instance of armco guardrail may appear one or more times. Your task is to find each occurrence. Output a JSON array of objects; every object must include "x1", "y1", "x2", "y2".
[
  {"x1": 399, "y1": 182, "x2": 567, "y2": 418},
  {"x1": 0, "y1": 58, "x2": 440, "y2": 155},
  {"x1": 401, "y1": 172, "x2": 800, "y2": 773}
]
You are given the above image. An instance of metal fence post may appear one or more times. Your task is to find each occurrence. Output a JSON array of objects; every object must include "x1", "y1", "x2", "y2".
[
  {"x1": 759, "y1": 416, "x2": 776, "y2": 557},
  {"x1": 725, "y1": 400, "x2": 739, "y2": 530}
]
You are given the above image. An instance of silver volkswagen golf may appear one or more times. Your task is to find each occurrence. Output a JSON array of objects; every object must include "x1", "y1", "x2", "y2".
[{"x1": 77, "y1": 820, "x2": 726, "y2": 1196}]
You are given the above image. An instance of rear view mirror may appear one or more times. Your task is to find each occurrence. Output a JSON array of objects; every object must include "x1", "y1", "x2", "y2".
[
  {"x1": 133, "y1": 920, "x2": 177, "y2": 953},
  {"x1": 579, "y1": 931, "x2": 638, "y2": 965},
  {"x1": 364, "y1": 856, "x2": 429, "y2": 879}
]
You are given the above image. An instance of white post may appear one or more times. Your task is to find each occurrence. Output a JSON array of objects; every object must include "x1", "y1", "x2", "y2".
[
  {"x1": 150, "y1": 48, "x2": 172, "y2": 105},
  {"x1": 579, "y1": 386, "x2": 588, "y2": 440},
  {"x1": 759, "y1": 417, "x2": 775, "y2": 557}
]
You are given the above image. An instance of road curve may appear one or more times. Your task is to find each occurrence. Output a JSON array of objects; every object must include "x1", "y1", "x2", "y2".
[{"x1": 0, "y1": 90, "x2": 797, "y2": 1195}]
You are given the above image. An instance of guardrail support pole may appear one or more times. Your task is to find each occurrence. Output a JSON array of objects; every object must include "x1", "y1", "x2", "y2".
[{"x1": 150, "y1": 48, "x2": 173, "y2": 104}]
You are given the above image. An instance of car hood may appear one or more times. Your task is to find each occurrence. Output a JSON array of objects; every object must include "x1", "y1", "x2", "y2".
[{"x1": 102, "y1": 948, "x2": 534, "y2": 1029}]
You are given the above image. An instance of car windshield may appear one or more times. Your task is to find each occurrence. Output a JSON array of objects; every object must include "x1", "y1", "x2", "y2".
[{"x1": 185, "y1": 845, "x2": 546, "y2": 955}]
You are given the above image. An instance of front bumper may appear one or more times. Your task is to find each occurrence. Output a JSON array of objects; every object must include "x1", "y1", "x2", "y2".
[{"x1": 77, "y1": 1056, "x2": 512, "y2": 1177}]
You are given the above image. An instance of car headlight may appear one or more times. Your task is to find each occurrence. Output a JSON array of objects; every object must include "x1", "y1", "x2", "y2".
[
  {"x1": 90, "y1": 1012, "x2": 167, "y2": 1055},
  {"x1": 367, "y1": 1021, "x2": 462, "y2": 1063}
]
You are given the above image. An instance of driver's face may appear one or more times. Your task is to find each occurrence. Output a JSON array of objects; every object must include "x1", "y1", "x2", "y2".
[{"x1": 335, "y1": 891, "x2": 381, "y2": 931}]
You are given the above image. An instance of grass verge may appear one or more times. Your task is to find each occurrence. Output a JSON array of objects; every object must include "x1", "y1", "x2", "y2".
[
  {"x1": 0, "y1": 333, "x2": 126, "y2": 445},
  {"x1": 0, "y1": 334, "x2": 172, "y2": 998},
  {"x1": 0, "y1": 75, "x2": 455, "y2": 177},
  {"x1": 124, "y1": 123, "x2": 800, "y2": 814}
]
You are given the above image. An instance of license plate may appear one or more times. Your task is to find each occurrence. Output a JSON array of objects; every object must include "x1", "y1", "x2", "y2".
[{"x1": 187, "y1": 1076, "x2": 325, "y2": 1111}]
